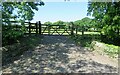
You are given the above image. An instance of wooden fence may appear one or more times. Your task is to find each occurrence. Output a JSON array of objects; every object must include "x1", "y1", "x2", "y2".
[
  {"x1": 2, "y1": 21, "x2": 101, "y2": 36},
  {"x1": 2, "y1": 21, "x2": 77, "y2": 36}
]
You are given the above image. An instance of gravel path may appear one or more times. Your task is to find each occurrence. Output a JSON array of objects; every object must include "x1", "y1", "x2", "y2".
[{"x1": 2, "y1": 35, "x2": 118, "y2": 73}]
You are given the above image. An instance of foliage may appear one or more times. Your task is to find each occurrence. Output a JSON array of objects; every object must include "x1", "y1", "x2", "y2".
[
  {"x1": 71, "y1": 34, "x2": 100, "y2": 47},
  {"x1": 53, "y1": 20, "x2": 65, "y2": 25},
  {"x1": 87, "y1": 1, "x2": 120, "y2": 46},
  {"x1": 90, "y1": 41, "x2": 119, "y2": 58},
  {"x1": 73, "y1": 17, "x2": 93, "y2": 31},
  {"x1": 63, "y1": 22, "x2": 70, "y2": 25},
  {"x1": 2, "y1": 2, "x2": 44, "y2": 22},
  {"x1": 74, "y1": 20, "x2": 81, "y2": 26},
  {"x1": 74, "y1": 17, "x2": 92, "y2": 26},
  {"x1": 44, "y1": 21, "x2": 52, "y2": 25},
  {"x1": 52, "y1": 20, "x2": 67, "y2": 29},
  {"x1": 2, "y1": 25, "x2": 26, "y2": 45},
  {"x1": 104, "y1": 44, "x2": 119, "y2": 58},
  {"x1": 2, "y1": 2, "x2": 44, "y2": 46}
]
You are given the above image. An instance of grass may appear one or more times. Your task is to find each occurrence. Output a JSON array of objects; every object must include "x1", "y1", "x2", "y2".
[
  {"x1": 104, "y1": 43, "x2": 119, "y2": 58},
  {"x1": 71, "y1": 34, "x2": 100, "y2": 47},
  {"x1": 76, "y1": 31, "x2": 100, "y2": 35},
  {"x1": 70, "y1": 32, "x2": 119, "y2": 58}
]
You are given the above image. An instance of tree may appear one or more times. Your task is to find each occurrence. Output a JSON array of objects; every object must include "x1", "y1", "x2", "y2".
[
  {"x1": 74, "y1": 17, "x2": 92, "y2": 31},
  {"x1": 74, "y1": 20, "x2": 81, "y2": 26},
  {"x1": 2, "y1": 2, "x2": 44, "y2": 23},
  {"x1": 87, "y1": 1, "x2": 120, "y2": 45},
  {"x1": 44, "y1": 21, "x2": 52, "y2": 25},
  {"x1": 2, "y1": 2, "x2": 44, "y2": 46},
  {"x1": 81, "y1": 17, "x2": 92, "y2": 29},
  {"x1": 53, "y1": 20, "x2": 64, "y2": 25}
]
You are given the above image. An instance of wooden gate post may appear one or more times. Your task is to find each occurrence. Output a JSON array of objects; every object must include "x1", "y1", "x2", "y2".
[
  {"x1": 38, "y1": 21, "x2": 41, "y2": 35},
  {"x1": 71, "y1": 22, "x2": 74, "y2": 36},
  {"x1": 29, "y1": 22, "x2": 31, "y2": 35},
  {"x1": 35, "y1": 22, "x2": 38, "y2": 34}
]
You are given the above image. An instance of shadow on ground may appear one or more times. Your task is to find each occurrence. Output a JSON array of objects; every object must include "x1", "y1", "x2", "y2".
[
  {"x1": 2, "y1": 35, "x2": 43, "y2": 66},
  {"x1": 72, "y1": 34, "x2": 100, "y2": 47},
  {"x1": 2, "y1": 35, "x2": 118, "y2": 73}
]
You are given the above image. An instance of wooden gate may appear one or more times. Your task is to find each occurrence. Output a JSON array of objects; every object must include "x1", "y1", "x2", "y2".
[
  {"x1": 3, "y1": 20, "x2": 78, "y2": 36},
  {"x1": 41, "y1": 24, "x2": 72, "y2": 35},
  {"x1": 25, "y1": 21, "x2": 76, "y2": 36}
]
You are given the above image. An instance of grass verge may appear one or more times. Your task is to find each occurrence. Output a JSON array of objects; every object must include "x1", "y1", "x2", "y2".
[{"x1": 70, "y1": 34, "x2": 119, "y2": 59}]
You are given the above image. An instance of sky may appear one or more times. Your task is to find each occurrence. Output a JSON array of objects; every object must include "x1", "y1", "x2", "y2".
[{"x1": 31, "y1": 1, "x2": 93, "y2": 23}]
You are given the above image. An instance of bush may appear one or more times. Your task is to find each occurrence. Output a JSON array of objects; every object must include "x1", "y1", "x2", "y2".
[
  {"x1": 2, "y1": 25, "x2": 25, "y2": 46},
  {"x1": 104, "y1": 44, "x2": 119, "y2": 58},
  {"x1": 101, "y1": 25, "x2": 120, "y2": 46}
]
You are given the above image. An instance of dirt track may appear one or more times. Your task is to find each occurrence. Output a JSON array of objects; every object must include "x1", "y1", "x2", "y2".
[{"x1": 2, "y1": 35, "x2": 118, "y2": 73}]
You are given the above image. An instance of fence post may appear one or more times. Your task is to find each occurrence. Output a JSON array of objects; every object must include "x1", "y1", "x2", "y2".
[
  {"x1": 71, "y1": 22, "x2": 74, "y2": 36},
  {"x1": 36, "y1": 22, "x2": 38, "y2": 34},
  {"x1": 38, "y1": 21, "x2": 41, "y2": 35},
  {"x1": 29, "y1": 22, "x2": 31, "y2": 34}
]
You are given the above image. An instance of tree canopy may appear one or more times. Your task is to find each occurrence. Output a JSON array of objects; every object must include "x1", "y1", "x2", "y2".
[
  {"x1": 2, "y1": 2, "x2": 44, "y2": 24},
  {"x1": 53, "y1": 20, "x2": 65, "y2": 25},
  {"x1": 74, "y1": 17, "x2": 92, "y2": 26},
  {"x1": 2, "y1": 2, "x2": 44, "y2": 46},
  {"x1": 44, "y1": 21, "x2": 52, "y2": 25},
  {"x1": 87, "y1": 1, "x2": 120, "y2": 45}
]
